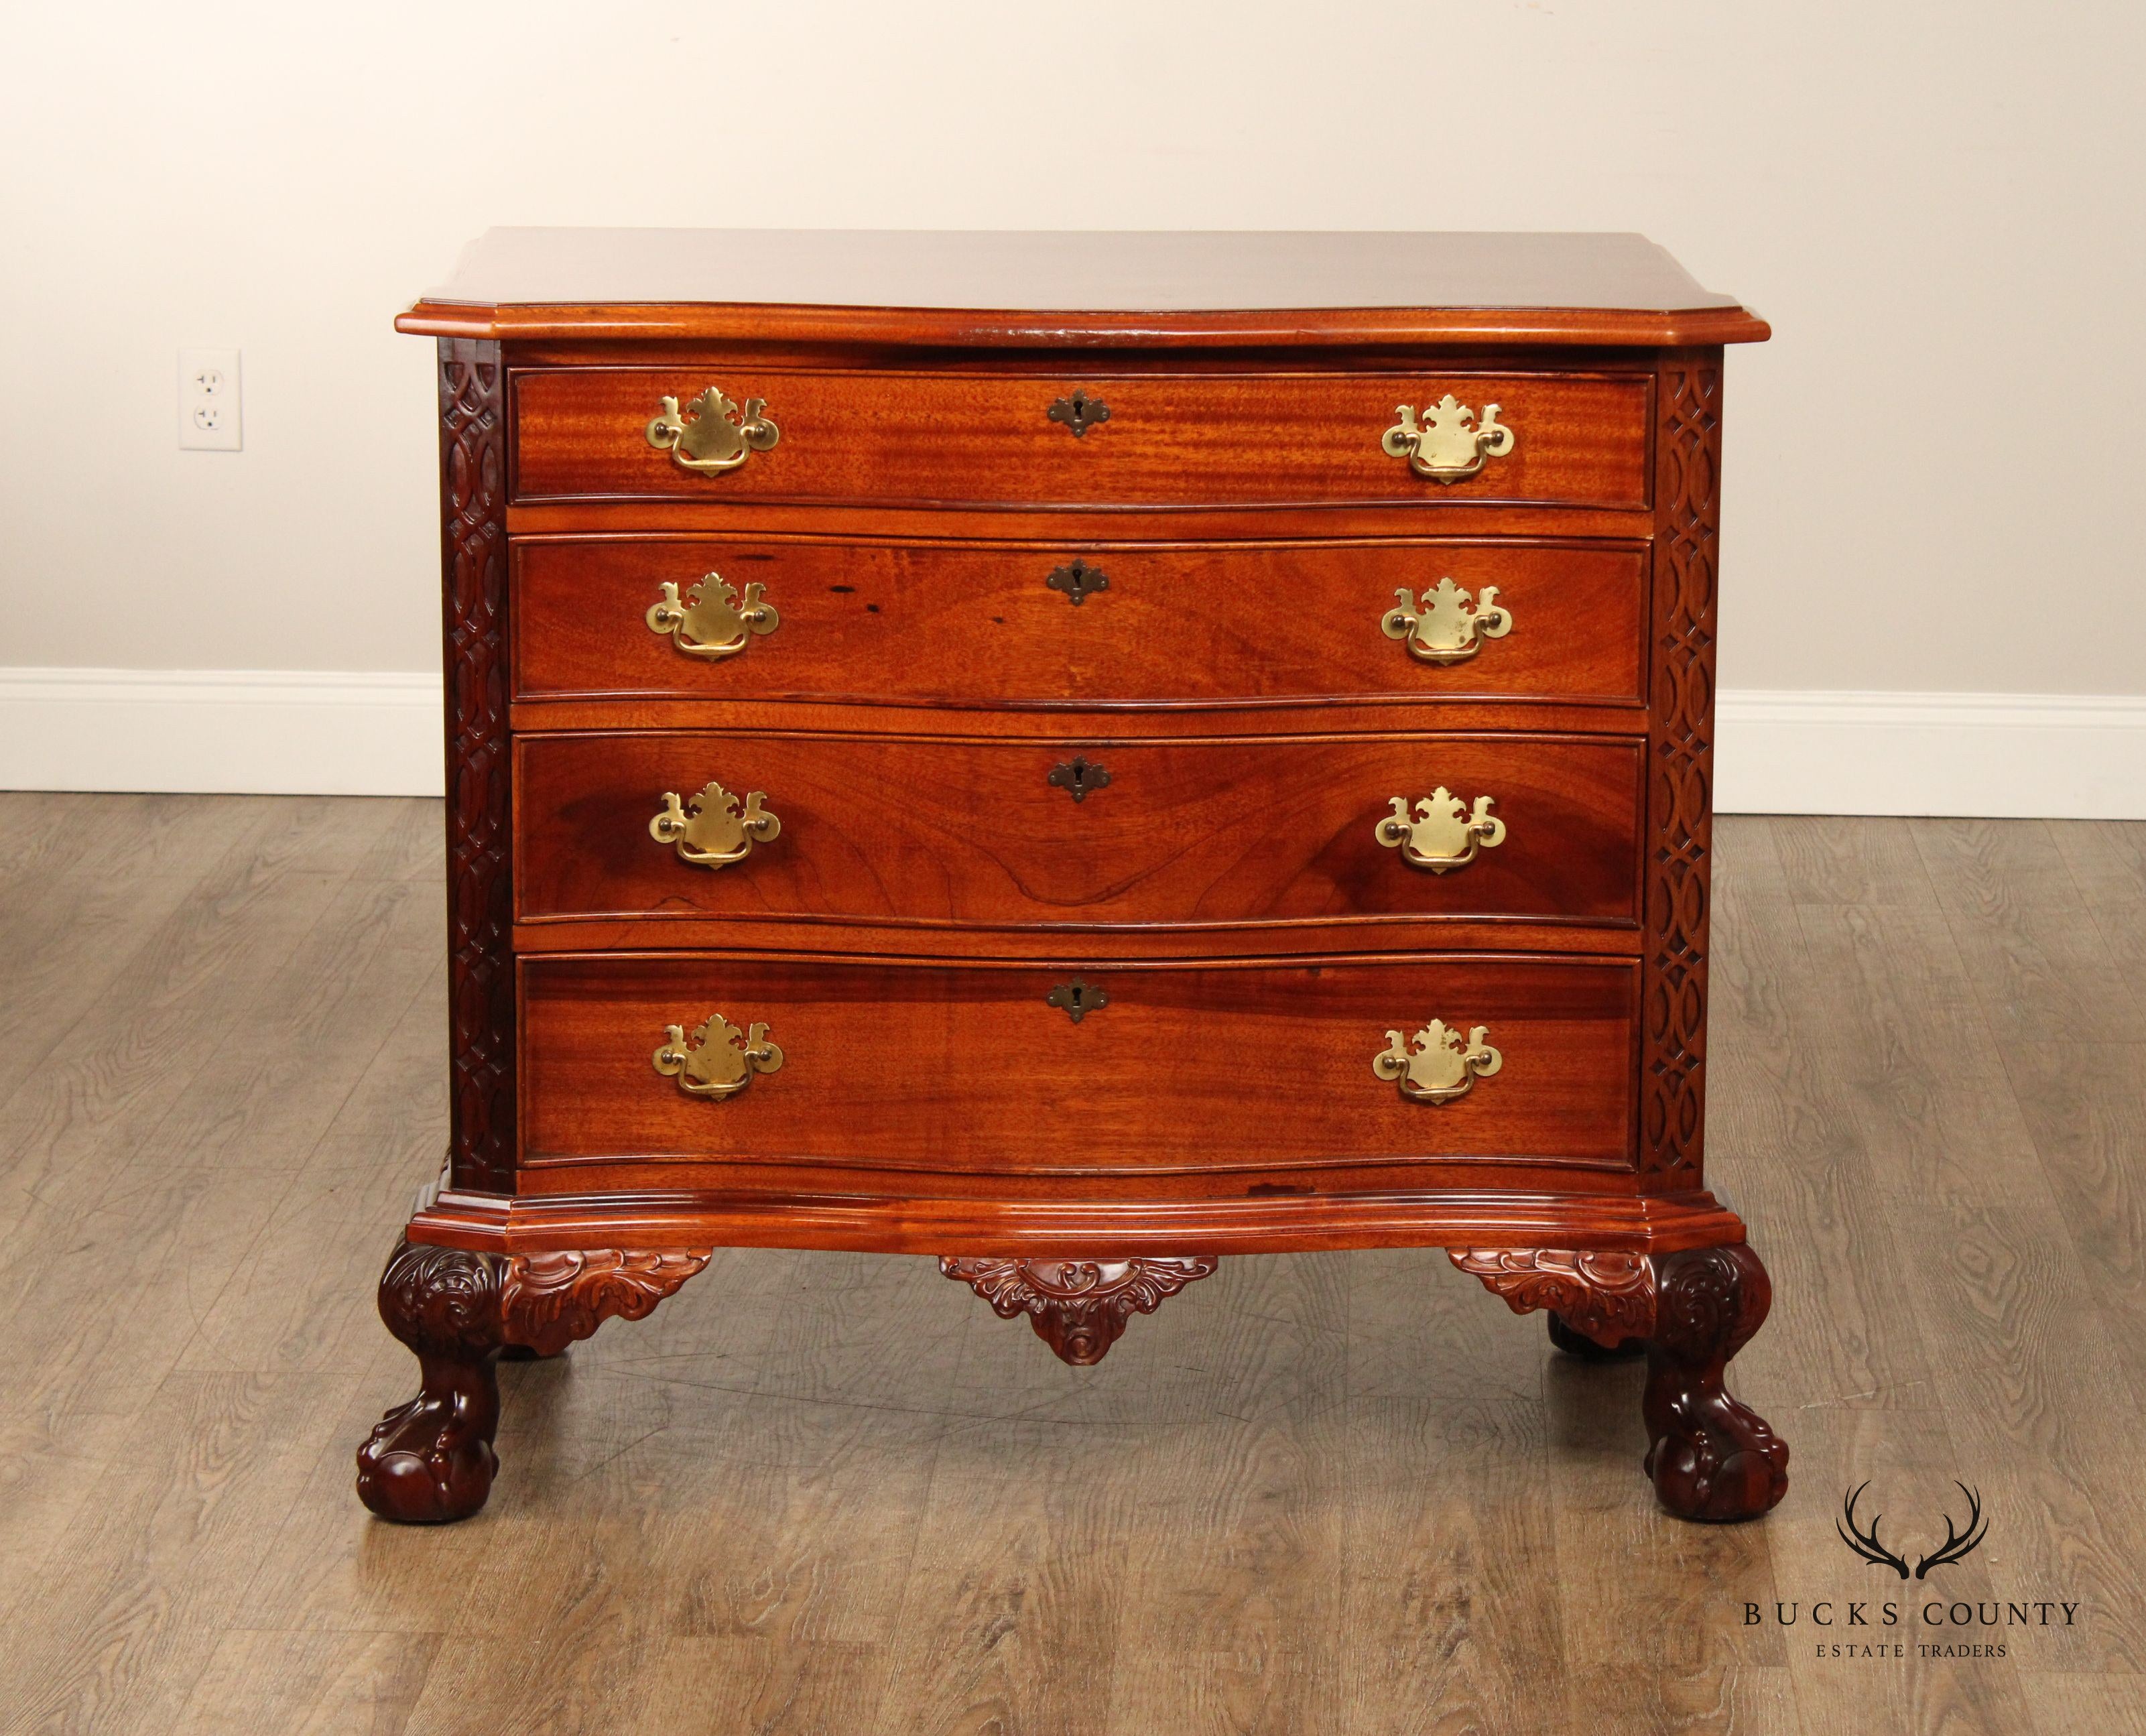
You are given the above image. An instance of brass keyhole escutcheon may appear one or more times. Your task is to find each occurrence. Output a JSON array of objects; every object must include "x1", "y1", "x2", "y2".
[
  {"x1": 1381, "y1": 578, "x2": 1511, "y2": 666},
  {"x1": 645, "y1": 386, "x2": 779, "y2": 474},
  {"x1": 1373, "y1": 1020, "x2": 1502, "y2": 1104},
  {"x1": 1046, "y1": 559, "x2": 1110, "y2": 605},
  {"x1": 1381, "y1": 395, "x2": 1515, "y2": 483},
  {"x1": 1046, "y1": 390, "x2": 1111, "y2": 438},
  {"x1": 1048, "y1": 757, "x2": 1111, "y2": 803},
  {"x1": 653, "y1": 1014, "x2": 784, "y2": 1099},
  {"x1": 650, "y1": 781, "x2": 781, "y2": 869},
  {"x1": 646, "y1": 572, "x2": 779, "y2": 660},
  {"x1": 1046, "y1": 979, "x2": 1109, "y2": 1023},
  {"x1": 1376, "y1": 788, "x2": 1505, "y2": 873}
]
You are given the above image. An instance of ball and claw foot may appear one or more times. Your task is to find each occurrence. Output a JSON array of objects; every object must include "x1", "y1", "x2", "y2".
[
  {"x1": 355, "y1": 1238, "x2": 506, "y2": 1524},
  {"x1": 1641, "y1": 1244, "x2": 1790, "y2": 1523}
]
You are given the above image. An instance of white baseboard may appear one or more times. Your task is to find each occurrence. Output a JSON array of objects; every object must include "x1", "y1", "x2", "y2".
[
  {"x1": 1, "y1": 669, "x2": 2141, "y2": 818},
  {"x1": 1715, "y1": 689, "x2": 2146, "y2": 818},
  {"x1": 0, "y1": 668, "x2": 445, "y2": 798}
]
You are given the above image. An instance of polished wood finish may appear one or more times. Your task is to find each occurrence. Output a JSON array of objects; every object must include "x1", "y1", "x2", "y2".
[
  {"x1": 1639, "y1": 354, "x2": 1723, "y2": 1182},
  {"x1": 355, "y1": 1239, "x2": 504, "y2": 1523},
  {"x1": 398, "y1": 227, "x2": 1770, "y2": 347},
  {"x1": 517, "y1": 951, "x2": 1641, "y2": 1180},
  {"x1": 365, "y1": 232, "x2": 1783, "y2": 1524},
  {"x1": 513, "y1": 365, "x2": 1654, "y2": 509},
  {"x1": 1641, "y1": 1244, "x2": 1789, "y2": 1522},
  {"x1": 940, "y1": 1253, "x2": 1221, "y2": 1365},
  {"x1": 438, "y1": 340, "x2": 516, "y2": 1194},
  {"x1": 13, "y1": 798, "x2": 2144, "y2": 1733},
  {"x1": 512, "y1": 729, "x2": 1644, "y2": 931},
  {"x1": 512, "y1": 534, "x2": 1650, "y2": 711},
  {"x1": 355, "y1": 1236, "x2": 718, "y2": 1523}
]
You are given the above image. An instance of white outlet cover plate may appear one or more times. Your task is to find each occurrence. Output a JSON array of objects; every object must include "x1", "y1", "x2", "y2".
[{"x1": 178, "y1": 348, "x2": 243, "y2": 451}]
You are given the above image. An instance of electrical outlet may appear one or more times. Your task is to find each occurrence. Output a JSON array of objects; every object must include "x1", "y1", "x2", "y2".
[{"x1": 178, "y1": 348, "x2": 243, "y2": 451}]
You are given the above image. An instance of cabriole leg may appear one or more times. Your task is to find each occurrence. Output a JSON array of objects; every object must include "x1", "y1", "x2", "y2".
[
  {"x1": 1451, "y1": 1241, "x2": 1789, "y2": 1522},
  {"x1": 1641, "y1": 1243, "x2": 1789, "y2": 1523},
  {"x1": 355, "y1": 1237, "x2": 505, "y2": 1524}
]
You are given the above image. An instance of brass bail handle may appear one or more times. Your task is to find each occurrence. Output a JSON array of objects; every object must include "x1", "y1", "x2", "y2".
[
  {"x1": 647, "y1": 572, "x2": 779, "y2": 660},
  {"x1": 1375, "y1": 788, "x2": 1505, "y2": 874},
  {"x1": 1373, "y1": 1020, "x2": 1502, "y2": 1104},
  {"x1": 653, "y1": 1014, "x2": 784, "y2": 1099},
  {"x1": 650, "y1": 781, "x2": 781, "y2": 869},
  {"x1": 1381, "y1": 395, "x2": 1515, "y2": 483},
  {"x1": 1381, "y1": 577, "x2": 1511, "y2": 666},
  {"x1": 646, "y1": 386, "x2": 779, "y2": 474}
]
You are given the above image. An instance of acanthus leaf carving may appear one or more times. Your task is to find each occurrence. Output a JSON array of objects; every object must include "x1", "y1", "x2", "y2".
[
  {"x1": 1449, "y1": 1247, "x2": 1658, "y2": 1347},
  {"x1": 940, "y1": 1255, "x2": 1220, "y2": 1365},
  {"x1": 501, "y1": 1247, "x2": 715, "y2": 1357}
]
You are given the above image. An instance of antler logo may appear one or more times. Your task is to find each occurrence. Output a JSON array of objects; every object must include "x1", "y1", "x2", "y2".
[{"x1": 1836, "y1": 1481, "x2": 1989, "y2": 1579}]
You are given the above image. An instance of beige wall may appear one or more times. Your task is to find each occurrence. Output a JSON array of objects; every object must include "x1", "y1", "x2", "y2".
[{"x1": 3, "y1": 1, "x2": 2141, "y2": 698}]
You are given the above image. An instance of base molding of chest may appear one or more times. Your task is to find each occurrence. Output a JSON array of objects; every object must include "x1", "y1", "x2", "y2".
[
  {"x1": 359, "y1": 1199, "x2": 1783, "y2": 1525},
  {"x1": 403, "y1": 1178, "x2": 1747, "y2": 1259}
]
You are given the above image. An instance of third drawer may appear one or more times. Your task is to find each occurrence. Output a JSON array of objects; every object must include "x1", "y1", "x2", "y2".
[
  {"x1": 519, "y1": 950, "x2": 1640, "y2": 1178},
  {"x1": 514, "y1": 729, "x2": 1643, "y2": 930}
]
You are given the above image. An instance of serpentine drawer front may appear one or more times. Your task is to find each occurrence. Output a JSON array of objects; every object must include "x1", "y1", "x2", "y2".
[
  {"x1": 365, "y1": 230, "x2": 1785, "y2": 1528},
  {"x1": 512, "y1": 536, "x2": 1649, "y2": 711},
  {"x1": 511, "y1": 729, "x2": 1643, "y2": 930},
  {"x1": 516, "y1": 952, "x2": 1640, "y2": 1178},
  {"x1": 512, "y1": 367, "x2": 1653, "y2": 509}
]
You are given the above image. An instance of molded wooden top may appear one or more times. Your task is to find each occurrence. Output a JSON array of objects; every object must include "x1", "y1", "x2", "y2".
[{"x1": 399, "y1": 229, "x2": 1767, "y2": 349}]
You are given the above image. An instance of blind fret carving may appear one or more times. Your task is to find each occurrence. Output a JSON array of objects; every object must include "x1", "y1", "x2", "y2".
[
  {"x1": 440, "y1": 338, "x2": 515, "y2": 1193},
  {"x1": 1641, "y1": 354, "x2": 1724, "y2": 1180}
]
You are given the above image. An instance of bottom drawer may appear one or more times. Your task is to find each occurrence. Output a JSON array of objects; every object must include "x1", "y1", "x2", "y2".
[{"x1": 520, "y1": 953, "x2": 1638, "y2": 1182}]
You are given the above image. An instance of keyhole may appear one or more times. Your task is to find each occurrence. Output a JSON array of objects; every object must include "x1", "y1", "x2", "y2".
[
  {"x1": 1046, "y1": 978, "x2": 1109, "y2": 1023},
  {"x1": 1048, "y1": 756, "x2": 1111, "y2": 803}
]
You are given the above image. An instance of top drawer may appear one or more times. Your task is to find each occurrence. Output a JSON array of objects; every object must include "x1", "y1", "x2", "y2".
[{"x1": 512, "y1": 368, "x2": 1653, "y2": 511}]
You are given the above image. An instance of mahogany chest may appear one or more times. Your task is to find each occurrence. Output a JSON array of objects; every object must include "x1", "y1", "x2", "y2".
[{"x1": 357, "y1": 229, "x2": 1787, "y2": 1524}]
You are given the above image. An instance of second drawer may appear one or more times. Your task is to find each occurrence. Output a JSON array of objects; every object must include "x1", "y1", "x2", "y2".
[{"x1": 514, "y1": 731, "x2": 1643, "y2": 930}]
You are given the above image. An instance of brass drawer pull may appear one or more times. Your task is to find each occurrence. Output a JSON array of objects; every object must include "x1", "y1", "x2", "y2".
[
  {"x1": 653, "y1": 1014, "x2": 783, "y2": 1099},
  {"x1": 1381, "y1": 395, "x2": 1515, "y2": 483},
  {"x1": 647, "y1": 573, "x2": 779, "y2": 660},
  {"x1": 1375, "y1": 1020, "x2": 1502, "y2": 1104},
  {"x1": 1376, "y1": 789, "x2": 1505, "y2": 874},
  {"x1": 650, "y1": 781, "x2": 781, "y2": 869},
  {"x1": 1382, "y1": 578, "x2": 1511, "y2": 665},
  {"x1": 645, "y1": 387, "x2": 779, "y2": 473}
]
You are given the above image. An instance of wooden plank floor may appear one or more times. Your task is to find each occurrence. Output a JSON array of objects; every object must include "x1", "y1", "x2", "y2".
[{"x1": 1, "y1": 795, "x2": 2140, "y2": 1736}]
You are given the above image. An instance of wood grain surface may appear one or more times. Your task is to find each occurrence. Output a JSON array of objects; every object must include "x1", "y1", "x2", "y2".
[
  {"x1": 517, "y1": 950, "x2": 1641, "y2": 1180},
  {"x1": 512, "y1": 729, "x2": 1644, "y2": 931},
  {"x1": 512, "y1": 533, "x2": 1649, "y2": 711},
  {"x1": 1, "y1": 798, "x2": 2141, "y2": 1734},
  {"x1": 511, "y1": 365, "x2": 1653, "y2": 509}
]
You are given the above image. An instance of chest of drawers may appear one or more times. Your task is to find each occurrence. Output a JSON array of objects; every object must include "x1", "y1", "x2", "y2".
[{"x1": 356, "y1": 229, "x2": 1787, "y2": 1526}]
